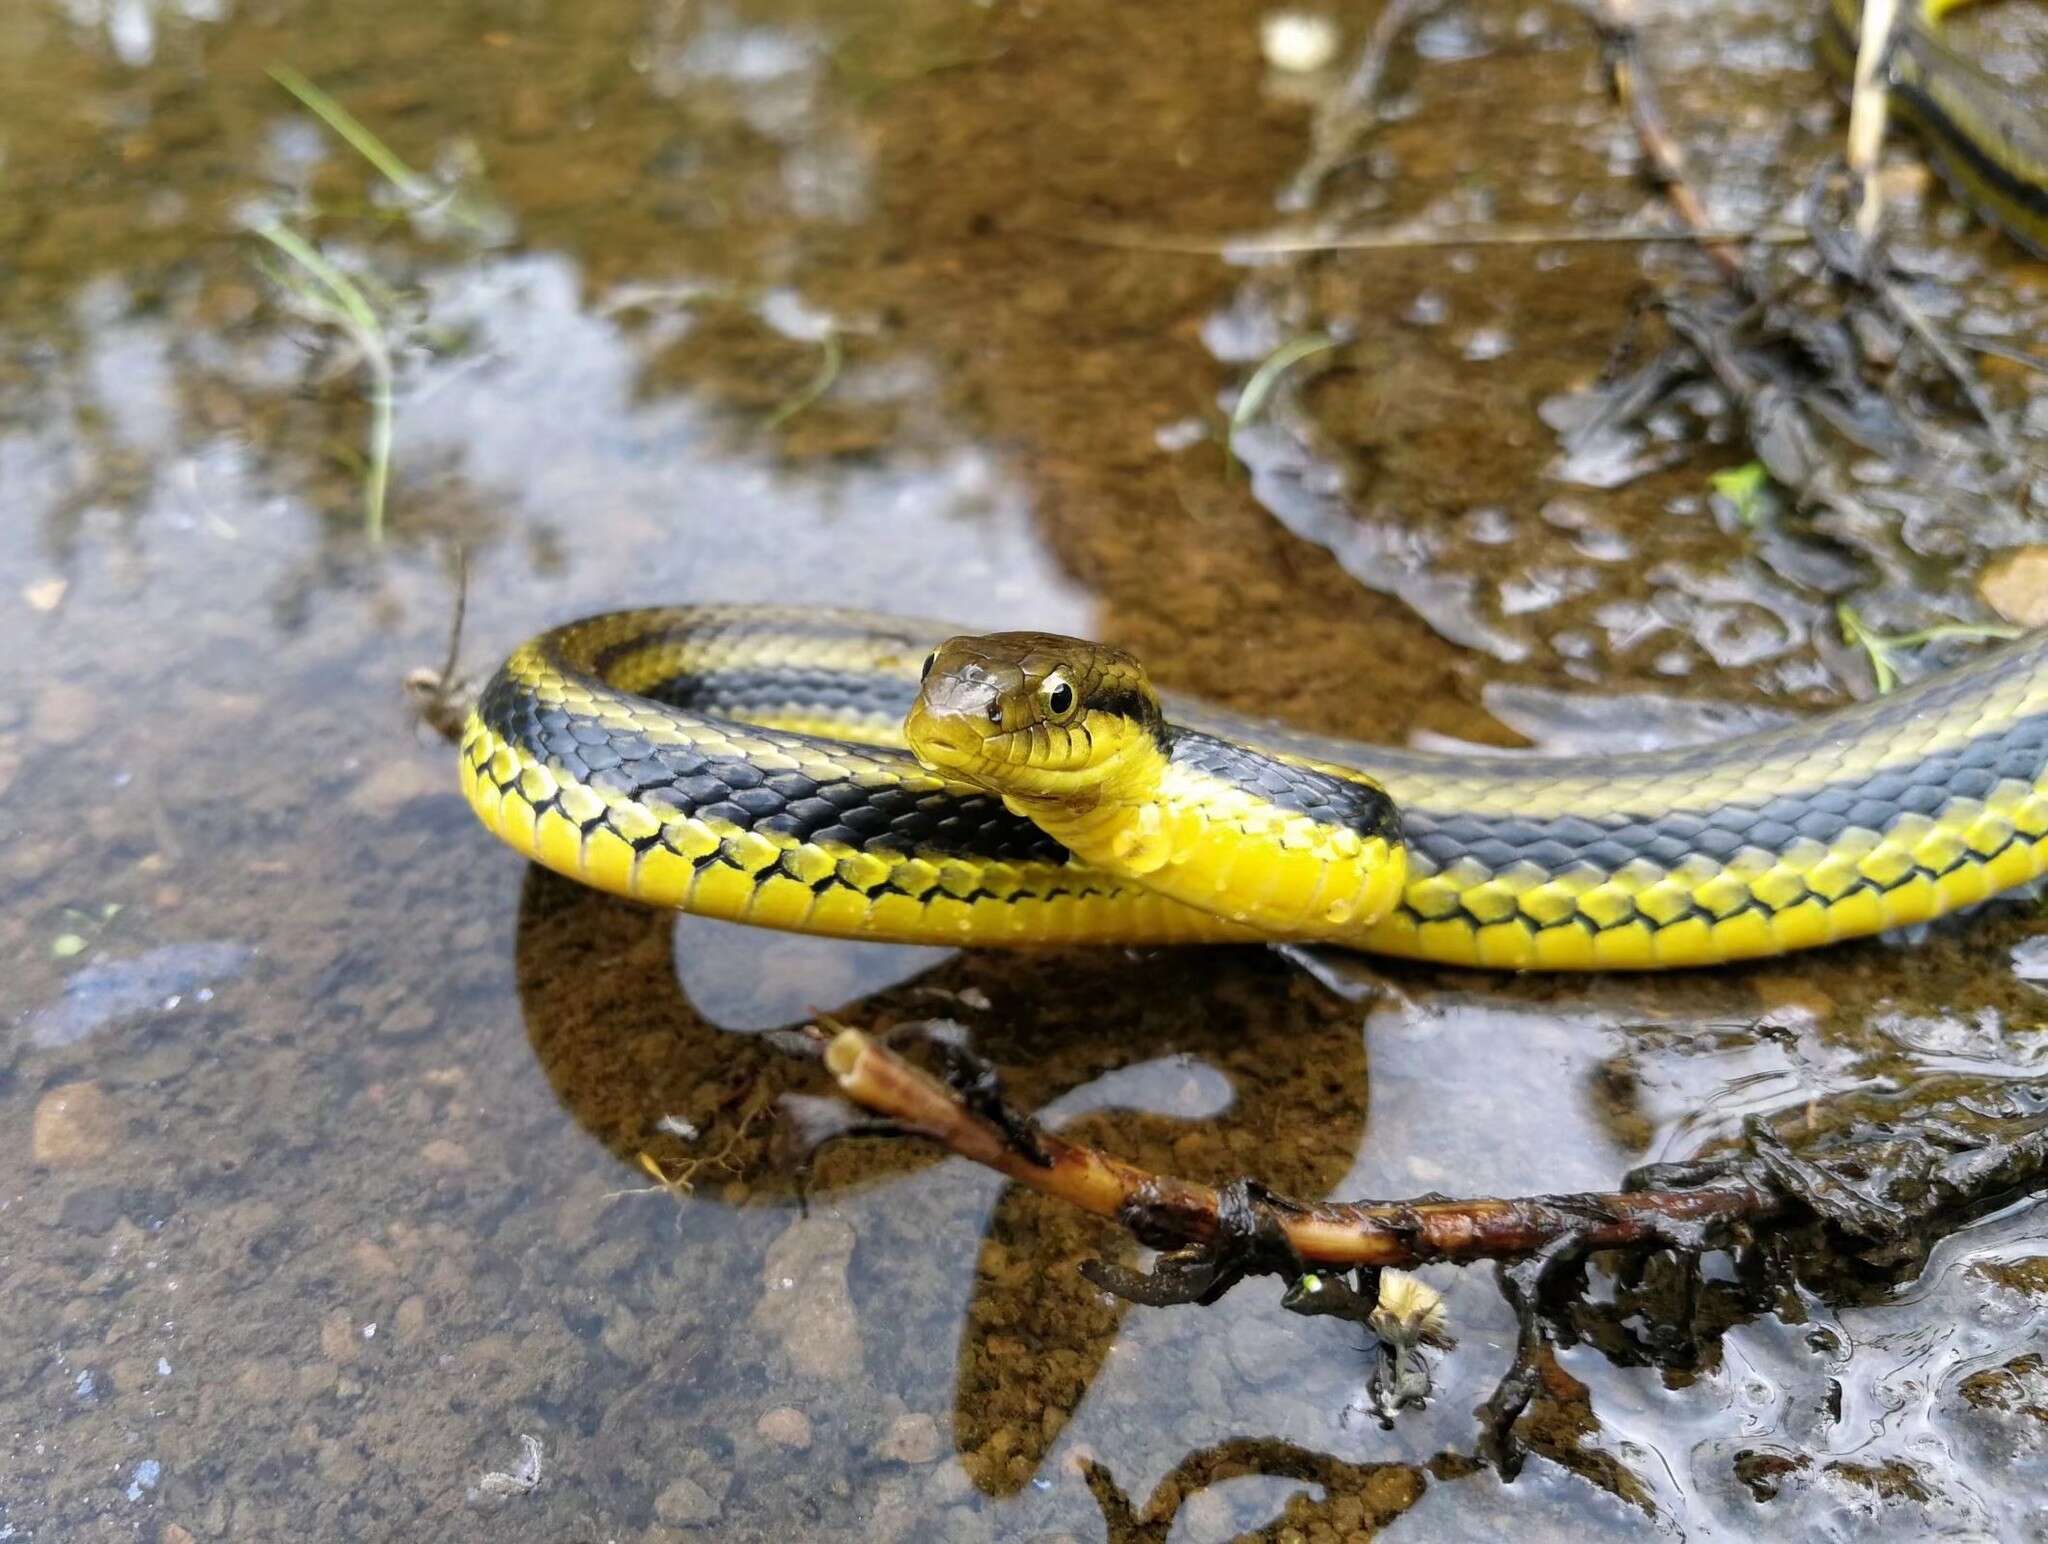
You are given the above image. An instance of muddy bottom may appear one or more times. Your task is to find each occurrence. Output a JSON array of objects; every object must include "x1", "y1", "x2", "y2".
[{"x1": 3, "y1": 0, "x2": 2046, "y2": 1539}]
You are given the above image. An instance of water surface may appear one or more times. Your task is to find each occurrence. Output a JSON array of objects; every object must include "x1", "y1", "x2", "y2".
[{"x1": 4, "y1": 0, "x2": 2047, "y2": 1538}]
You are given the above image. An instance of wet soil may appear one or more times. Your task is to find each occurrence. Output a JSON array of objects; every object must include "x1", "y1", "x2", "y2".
[{"x1": 3, "y1": 0, "x2": 2047, "y2": 1539}]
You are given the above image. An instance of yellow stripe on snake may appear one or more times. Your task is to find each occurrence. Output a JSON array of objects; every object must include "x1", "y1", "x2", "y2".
[
  {"x1": 1821, "y1": 0, "x2": 2048, "y2": 254},
  {"x1": 460, "y1": 607, "x2": 2048, "y2": 971}
]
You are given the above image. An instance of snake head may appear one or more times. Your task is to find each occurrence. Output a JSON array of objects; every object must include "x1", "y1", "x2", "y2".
[{"x1": 905, "y1": 632, "x2": 1166, "y2": 805}]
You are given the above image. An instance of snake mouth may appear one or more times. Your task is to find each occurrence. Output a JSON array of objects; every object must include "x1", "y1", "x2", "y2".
[{"x1": 903, "y1": 701, "x2": 993, "y2": 778}]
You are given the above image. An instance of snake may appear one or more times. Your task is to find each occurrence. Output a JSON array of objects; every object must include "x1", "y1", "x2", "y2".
[
  {"x1": 459, "y1": 607, "x2": 2048, "y2": 971},
  {"x1": 458, "y1": 7, "x2": 2048, "y2": 972},
  {"x1": 1821, "y1": 0, "x2": 2047, "y2": 254}
]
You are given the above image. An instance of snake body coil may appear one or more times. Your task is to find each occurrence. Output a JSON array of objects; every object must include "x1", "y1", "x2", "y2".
[
  {"x1": 1822, "y1": 0, "x2": 2048, "y2": 254},
  {"x1": 458, "y1": 12, "x2": 2048, "y2": 969},
  {"x1": 460, "y1": 607, "x2": 2048, "y2": 970}
]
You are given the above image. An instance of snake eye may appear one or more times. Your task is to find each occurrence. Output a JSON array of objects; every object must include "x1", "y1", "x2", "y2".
[
  {"x1": 920, "y1": 651, "x2": 937, "y2": 682},
  {"x1": 1042, "y1": 677, "x2": 1076, "y2": 720}
]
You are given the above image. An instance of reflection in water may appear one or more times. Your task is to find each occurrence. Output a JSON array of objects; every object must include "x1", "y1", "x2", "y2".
[
  {"x1": 669, "y1": 913, "x2": 950, "y2": 1032},
  {"x1": 25, "y1": 938, "x2": 252, "y2": 1049},
  {"x1": 1082, "y1": 1436, "x2": 1427, "y2": 1540},
  {"x1": 513, "y1": 867, "x2": 1377, "y2": 1506},
  {"x1": 4, "y1": 0, "x2": 2048, "y2": 1535},
  {"x1": 507, "y1": 858, "x2": 2048, "y2": 1534},
  {"x1": 405, "y1": 255, "x2": 1090, "y2": 625}
]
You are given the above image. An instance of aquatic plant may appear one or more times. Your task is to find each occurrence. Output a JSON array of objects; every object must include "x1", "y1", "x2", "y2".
[{"x1": 252, "y1": 225, "x2": 396, "y2": 543}]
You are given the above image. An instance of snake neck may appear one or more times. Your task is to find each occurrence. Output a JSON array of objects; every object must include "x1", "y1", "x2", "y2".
[{"x1": 999, "y1": 728, "x2": 1409, "y2": 942}]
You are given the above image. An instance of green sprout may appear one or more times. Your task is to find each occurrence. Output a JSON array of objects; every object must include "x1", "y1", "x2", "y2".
[
  {"x1": 268, "y1": 65, "x2": 501, "y2": 237},
  {"x1": 268, "y1": 65, "x2": 435, "y2": 204},
  {"x1": 51, "y1": 901, "x2": 123, "y2": 959},
  {"x1": 1709, "y1": 461, "x2": 1771, "y2": 526},
  {"x1": 765, "y1": 332, "x2": 844, "y2": 429},
  {"x1": 1837, "y1": 603, "x2": 2020, "y2": 694},
  {"x1": 1232, "y1": 335, "x2": 1341, "y2": 447}
]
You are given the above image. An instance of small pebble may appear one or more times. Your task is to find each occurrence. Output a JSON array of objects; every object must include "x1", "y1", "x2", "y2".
[
  {"x1": 32, "y1": 1082, "x2": 118, "y2": 1165},
  {"x1": 1980, "y1": 547, "x2": 2048, "y2": 627},
  {"x1": 654, "y1": 1476, "x2": 720, "y2": 1527},
  {"x1": 1259, "y1": 10, "x2": 1340, "y2": 72},
  {"x1": 756, "y1": 1406, "x2": 813, "y2": 1450},
  {"x1": 347, "y1": 757, "x2": 445, "y2": 815},
  {"x1": 876, "y1": 1412, "x2": 945, "y2": 1465},
  {"x1": 320, "y1": 1309, "x2": 360, "y2": 1365},
  {"x1": 352, "y1": 1240, "x2": 399, "y2": 1277},
  {"x1": 1402, "y1": 289, "x2": 1449, "y2": 327},
  {"x1": 396, "y1": 1295, "x2": 429, "y2": 1342},
  {"x1": 374, "y1": 1000, "x2": 436, "y2": 1041},
  {"x1": 33, "y1": 683, "x2": 97, "y2": 747},
  {"x1": 1181, "y1": 1488, "x2": 1238, "y2": 1544},
  {"x1": 750, "y1": 1216, "x2": 864, "y2": 1382},
  {"x1": 1461, "y1": 326, "x2": 1512, "y2": 361}
]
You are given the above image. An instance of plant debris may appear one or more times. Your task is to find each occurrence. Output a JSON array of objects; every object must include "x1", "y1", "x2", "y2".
[
  {"x1": 474, "y1": 1433, "x2": 544, "y2": 1499},
  {"x1": 812, "y1": 1021, "x2": 2048, "y2": 1475}
]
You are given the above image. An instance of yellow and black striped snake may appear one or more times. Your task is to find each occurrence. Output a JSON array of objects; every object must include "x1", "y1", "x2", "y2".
[
  {"x1": 459, "y1": 7, "x2": 2046, "y2": 972},
  {"x1": 460, "y1": 607, "x2": 2048, "y2": 971},
  {"x1": 1822, "y1": 0, "x2": 2046, "y2": 254}
]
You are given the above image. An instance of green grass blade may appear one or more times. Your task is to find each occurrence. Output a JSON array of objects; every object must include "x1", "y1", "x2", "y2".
[
  {"x1": 252, "y1": 225, "x2": 395, "y2": 542},
  {"x1": 268, "y1": 65, "x2": 431, "y2": 203},
  {"x1": 1232, "y1": 335, "x2": 1341, "y2": 437},
  {"x1": 765, "y1": 333, "x2": 843, "y2": 429}
]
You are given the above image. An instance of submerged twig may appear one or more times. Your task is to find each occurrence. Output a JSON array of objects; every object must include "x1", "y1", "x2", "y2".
[
  {"x1": 1872, "y1": 269, "x2": 2016, "y2": 453},
  {"x1": 403, "y1": 548, "x2": 475, "y2": 740},
  {"x1": 1043, "y1": 219, "x2": 1807, "y2": 258},
  {"x1": 1586, "y1": 0, "x2": 1744, "y2": 283},
  {"x1": 1956, "y1": 335, "x2": 2048, "y2": 376},
  {"x1": 820, "y1": 1023, "x2": 2048, "y2": 1471},
  {"x1": 822, "y1": 1027, "x2": 1765, "y2": 1270},
  {"x1": 1284, "y1": 0, "x2": 1454, "y2": 209}
]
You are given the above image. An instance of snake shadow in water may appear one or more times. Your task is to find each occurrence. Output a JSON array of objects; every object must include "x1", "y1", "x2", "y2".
[{"x1": 511, "y1": 864, "x2": 1374, "y2": 1497}]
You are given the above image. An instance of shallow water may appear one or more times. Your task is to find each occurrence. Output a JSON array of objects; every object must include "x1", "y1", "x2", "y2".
[{"x1": 4, "y1": 0, "x2": 2047, "y2": 1539}]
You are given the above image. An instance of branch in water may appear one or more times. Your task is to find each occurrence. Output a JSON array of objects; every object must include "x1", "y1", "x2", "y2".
[
  {"x1": 821, "y1": 1023, "x2": 2048, "y2": 1474},
  {"x1": 1585, "y1": 0, "x2": 1746, "y2": 283},
  {"x1": 822, "y1": 1026, "x2": 1768, "y2": 1269}
]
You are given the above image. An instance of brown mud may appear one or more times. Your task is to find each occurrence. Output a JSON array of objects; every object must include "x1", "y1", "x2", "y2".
[{"x1": 3, "y1": 0, "x2": 2046, "y2": 1538}]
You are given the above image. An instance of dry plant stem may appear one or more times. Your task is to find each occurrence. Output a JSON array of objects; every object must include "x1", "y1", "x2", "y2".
[
  {"x1": 1043, "y1": 220, "x2": 1805, "y2": 257},
  {"x1": 1285, "y1": 0, "x2": 1454, "y2": 208},
  {"x1": 1875, "y1": 271, "x2": 2016, "y2": 453},
  {"x1": 823, "y1": 1030, "x2": 1766, "y2": 1268},
  {"x1": 1589, "y1": 0, "x2": 1745, "y2": 284},
  {"x1": 402, "y1": 550, "x2": 478, "y2": 743},
  {"x1": 1847, "y1": 0, "x2": 1900, "y2": 239},
  {"x1": 436, "y1": 546, "x2": 470, "y2": 689}
]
